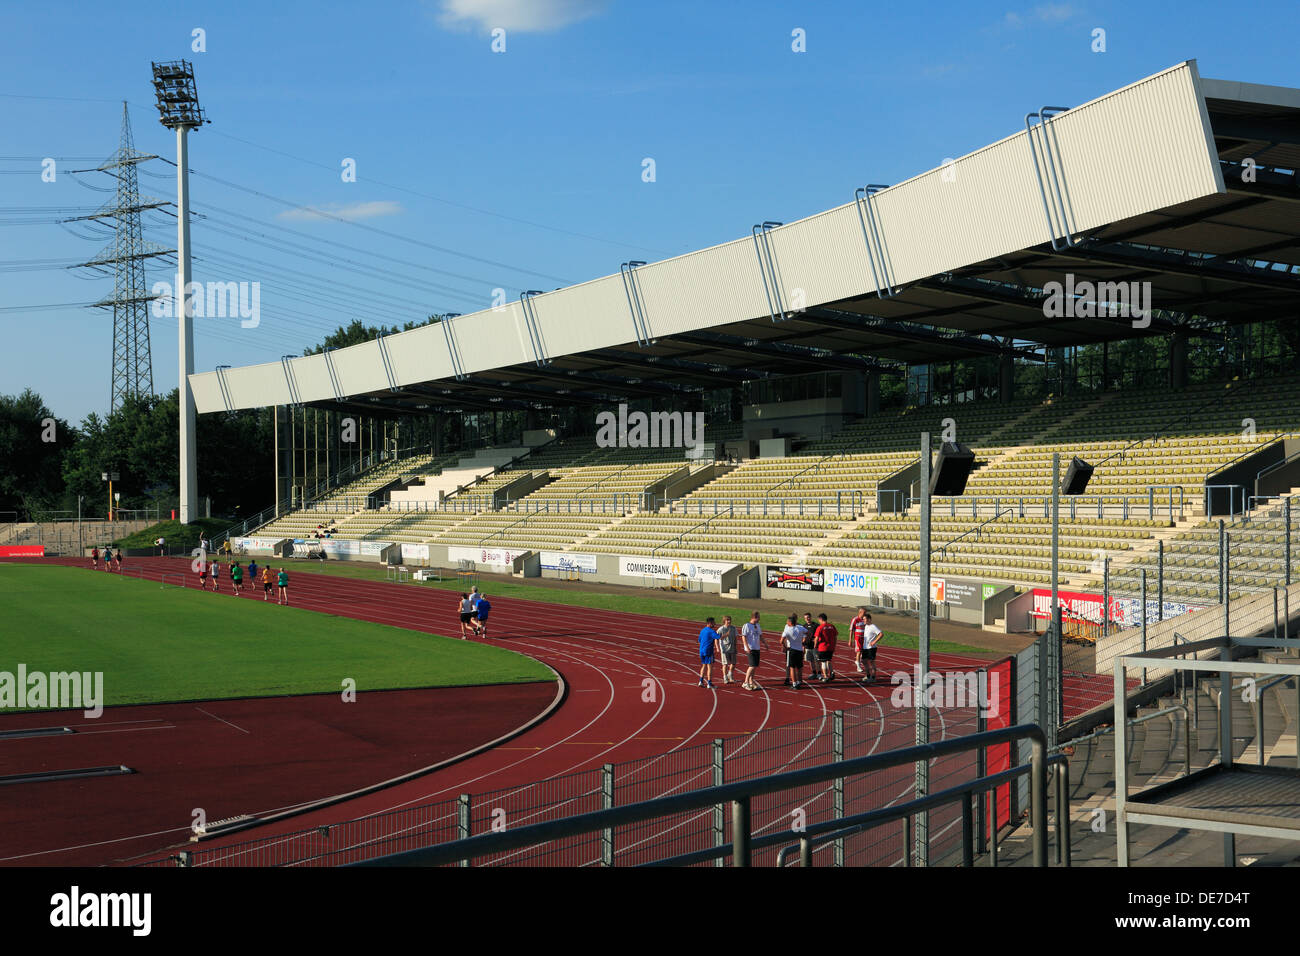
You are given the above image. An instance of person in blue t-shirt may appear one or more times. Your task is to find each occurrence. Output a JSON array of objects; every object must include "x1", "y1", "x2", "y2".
[
  {"x1": 697, "y1": 617, "x2": 720, "y2": 689},
  {"x1": 472, "y1": 595, "x2": 492, "y2": 638}
]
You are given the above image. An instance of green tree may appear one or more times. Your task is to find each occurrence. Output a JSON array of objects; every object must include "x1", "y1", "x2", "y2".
[{"x1": 0, "y1": 389, "x2": 75, "y2": 516}]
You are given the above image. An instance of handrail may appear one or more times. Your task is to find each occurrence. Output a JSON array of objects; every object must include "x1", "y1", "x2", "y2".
[
  {"x1": 1255, "y1": 436, "x2": 1300, "y2": 487},
  {"x1": 572, "y1": 462, "x2": 635, "y2": 497},
  {"x1": 908, "y1": 507, "x2": 1013, "y2": 573},
  {"x1": 772, "y1": 753, "x2": 1070, "y2": 868},
  {"x1": 446, "y1": 435, "x2": 560, "y2": 500},
  {"x1": 766, "y1": 434, "x2": 895, "y2": 495},
  {"x1": 480, "y1": 510, "x2": 536, "y2": 546},
  {"x1": 1053, "y1": 703, "x2": 1191, "y2": 778},
  {"x1": 652, "y1": 506, "x2": 733, "y2": 555},
  {"x1": 347, "y1": 723, "x2": 1051, "y2": 868}
]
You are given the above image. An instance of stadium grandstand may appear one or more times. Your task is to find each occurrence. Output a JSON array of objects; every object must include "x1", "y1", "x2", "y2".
[{"x1": 208, "y1": 63, "x2": 1300, "y2": 629}]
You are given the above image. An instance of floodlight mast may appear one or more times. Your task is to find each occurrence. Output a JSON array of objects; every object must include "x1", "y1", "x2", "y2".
[{"x1": 151, "y1": 60, "x2": 208, "y2": 524}]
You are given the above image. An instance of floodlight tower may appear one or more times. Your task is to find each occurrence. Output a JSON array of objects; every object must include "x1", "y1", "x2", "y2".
[{"x1": 151, "y1": 60, "x2": 209, "y2": 524}]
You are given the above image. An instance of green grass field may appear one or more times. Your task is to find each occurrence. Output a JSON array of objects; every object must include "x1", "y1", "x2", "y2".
[
  {"x1": 283, "y1": 561, "x2": 990, "y2": 656},
  {"x1": 0, "y1": 564, "x2": 553, "y2": 709}
]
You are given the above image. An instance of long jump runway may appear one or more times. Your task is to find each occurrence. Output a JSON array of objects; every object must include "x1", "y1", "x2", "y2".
[{"x1": 6, "y1": 557, "x2": 1006, "y2": 866}]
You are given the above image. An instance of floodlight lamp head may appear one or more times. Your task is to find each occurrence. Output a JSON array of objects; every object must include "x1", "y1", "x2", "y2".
[{"x1": 150, "y1": 60, "x2": 209, "y2": 129}]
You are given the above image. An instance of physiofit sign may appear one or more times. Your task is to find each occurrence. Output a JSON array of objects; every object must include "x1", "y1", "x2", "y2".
[{"x1": 824, "y1": 568, "x2": 946, "y2": 603}]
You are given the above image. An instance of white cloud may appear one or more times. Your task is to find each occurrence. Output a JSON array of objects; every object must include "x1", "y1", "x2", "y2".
[
  {"x1": 434, "y1": 0, "x2": 607, "y2": 33},
  {"x1": 1001, "y1": 4, "x2": 1076, "y2": 28},
  {"x1": 277, "y1": 201, "x2": 403, "y2": 222}
]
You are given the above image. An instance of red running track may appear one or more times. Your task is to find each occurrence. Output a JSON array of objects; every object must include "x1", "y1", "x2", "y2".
[
  {"x1": 7, "y1": 557, "x2": 1011, "y2": 866},
  {"x1": 0, "y1": 684, "x2": 556, "y2": 867}
]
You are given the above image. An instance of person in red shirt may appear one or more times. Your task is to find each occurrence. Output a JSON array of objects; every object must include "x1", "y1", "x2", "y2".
[
  {"x1": 850, "y1": 607, "x2": 868, "y2": 674},
  {"x1": 814, "y1": 613, "x2": 838, "y2": 682},
  {"x1": 90, "y1": 546, "x2": 99, "y2": 570}
]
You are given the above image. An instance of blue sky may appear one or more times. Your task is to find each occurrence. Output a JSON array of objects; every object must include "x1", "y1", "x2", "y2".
[{"x1": 2, "y1": 0, "x2": 1297, "y2": 423}]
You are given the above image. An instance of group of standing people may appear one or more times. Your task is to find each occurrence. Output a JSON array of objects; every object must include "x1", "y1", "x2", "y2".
[
  {"x1": 197, "y1": 557, "x2": 289, "y2": 604},
  {"x1": 456, "y1": 586, "x2": 492, "y2": 638},
  {"x1": 697, "y1": 607, "x2": 882, "y2": 691},
  {"x1": 89, "y1": 546, "x2": 122, "y2": 572}
]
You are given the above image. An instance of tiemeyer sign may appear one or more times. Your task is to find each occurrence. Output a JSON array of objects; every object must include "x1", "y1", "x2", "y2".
[
  {"x1": 825, "y1": 568, "x2": 946, "y2": 603},
  {"x1": 765, "y1": 566, "x2": 825, "y2": 592},
  {"x1": 618, "y1": 556, "x2": 738, "y2": 584}
]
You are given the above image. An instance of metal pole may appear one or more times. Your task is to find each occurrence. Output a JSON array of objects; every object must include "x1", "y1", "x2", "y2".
[
  {"x1": 176, "y1": 122, "x2": 198, "y2": 524},
  {"x1": 1047, "y1": 451, "x2": 1061, "y2": 747},
  {"x1": 833, "y1": 709, "x2": 845, "y2": 867},
  {"x1": 1030, "y1": 737, "x2": 1048, "y2": 867},
  {"x1": 917, "y1": 431, "x2": 931, "y2": 866},
  {"x1": 1219, "y1": 646, "x2": 1235, "y2": 866},
  {"x1": 1286, "y1": 498, "x2": 1292, "y2": 586},
  {"x1": 731, "y1": 797, "x2": 751, "y2": 867},
  {"x1": 1218, "y1": 519, "x2": 1226, "y2": 605},
  {"x1": 976, "y1": 693, "x2": 987, "y2": 855},
  {"x1": 1157, "y1": 540, "x2": 1164, "y2": 621},
  {"x1": 1102, "y1": 557, "x2": 1110, "y2": 641},
  {"x1": 1141, "y1": 570, "x2": 1148, "y2": 685},
  {"x1": 1224, "y1": 530, "x2": 1231, "y2": 636},
  {"x1": 601, "y1": 763, "x2": 614, "y2": 866},
  {"x1": 457, "y1": 793, "x2": 471, "y2": 868},
  {"x1": 712, "y1": 738, "x2": 725, "y2": 868},
  {"x1": 1114, "y1": 659, "x2": 1129, "y2": 866}
]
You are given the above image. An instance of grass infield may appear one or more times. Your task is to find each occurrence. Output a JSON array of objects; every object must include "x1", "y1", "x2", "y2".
[
  {"x1": 0, "y1": 564, "x2": 553, "y2": 710},
  {"x1": 284, "y1": 561, "x2": 989, "y2": 656}
]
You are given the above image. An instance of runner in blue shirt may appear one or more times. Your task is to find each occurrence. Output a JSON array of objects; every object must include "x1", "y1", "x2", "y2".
[
  {"x1": 472, "y1": 595, "x2": 492, "y2": 638},
  {"x1": 697, "y1": 617, "x2": 719, "y2": 689}
]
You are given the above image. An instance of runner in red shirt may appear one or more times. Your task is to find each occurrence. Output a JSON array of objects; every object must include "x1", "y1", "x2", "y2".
[
  {"x1": 814, "y1": 613, "x2": 838, "y2": 682},
  {"x1": 850, "y1": 607, "x2": 868, "y2": 674}
]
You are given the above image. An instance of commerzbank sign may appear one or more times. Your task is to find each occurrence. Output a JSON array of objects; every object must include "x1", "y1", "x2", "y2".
[{"x1": 618, "y1": 556, "x2": 738, "y2": 583}]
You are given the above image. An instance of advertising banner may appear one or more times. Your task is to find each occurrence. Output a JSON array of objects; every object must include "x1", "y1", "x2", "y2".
[
  {"x1": 618, "y1": 556, "x2": 738, "y2": 584},
  {"x1": 449, "y1": 545, "x2": 530, "y2": 568},
  {"x1": 765, "y1": 566, "x2": 825, "y2": 592},
  {"x1": 231, "y1": 536, "x2": 281, "y2": 553},
  {"x1": 824, "y1": 568, "x2": 946, "y2": 603},
  {"x1": 1030, "y1": 588, "x2": 1206, "y2": 627},
  {"x1": 541, "y1": 551, "x2": 598, "y2": 573},
  {"x1": 0, "y1": 545, "x2": 44, "y2": 557}
]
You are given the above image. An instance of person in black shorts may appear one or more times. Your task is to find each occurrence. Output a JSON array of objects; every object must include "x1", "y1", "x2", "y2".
[
  {"x1": 113, "y1": 549, "x2": 123, "y2": 572},
  {"x1": 802, "y1": 611, "x2": 819, "y2": 677},
  {"x1": 457, "y1": 593, "x2": 474, "y2": 639}
]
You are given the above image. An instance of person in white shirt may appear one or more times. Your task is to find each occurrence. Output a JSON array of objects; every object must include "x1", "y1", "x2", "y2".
[
  {"x1": 781, "y1": 614, "x2": 808, "y2": 689},
  {"x1": 740, "y1": 611, "x2": 767, "y2": 691},
  {"x1": 861, "y1": 612, "x2": 883, "y2": 681}
]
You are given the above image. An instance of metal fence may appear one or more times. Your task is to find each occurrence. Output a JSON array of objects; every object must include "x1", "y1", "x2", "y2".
[{"x1": 139, "y1": 672, "x2": 1010, "y2": 868}]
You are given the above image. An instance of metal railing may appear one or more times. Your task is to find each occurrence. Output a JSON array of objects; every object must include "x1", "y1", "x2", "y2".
[
  {"x1": 346, "y1": 724, "x2": 1053, "y2": 868},
  {"x1": 908, "y1": 507, "x2": 1013, "y2": 574},
  {"x1": 652, "y1": 506, "x2": 733, "y2": 555},
  {"x1": 775, "y1": 753, "x2": 1070, "y2": 868}
]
